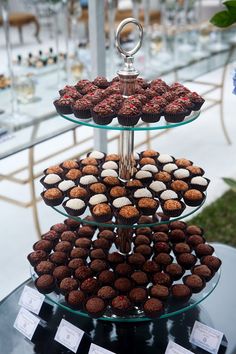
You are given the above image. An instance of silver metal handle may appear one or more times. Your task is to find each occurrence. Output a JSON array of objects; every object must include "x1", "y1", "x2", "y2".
[{"x1": 115, "y1": 17, "x2": 143, "y2": 58}]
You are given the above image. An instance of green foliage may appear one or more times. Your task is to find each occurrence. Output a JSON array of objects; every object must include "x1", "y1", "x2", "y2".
[
  {"x1": 191, "y1": 190, "x2": 236, "y2": 246},
  {"x1": 223, "y1": 177, "x2": 236, "y2": 192},
  {"x1": 210, "y1": 1, "x2": 236, "y2": 28}
]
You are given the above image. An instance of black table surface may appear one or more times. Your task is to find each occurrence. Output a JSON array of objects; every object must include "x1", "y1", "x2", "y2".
[{"x1": 0, "y1": 243, "x2": 236, "y2": 354}]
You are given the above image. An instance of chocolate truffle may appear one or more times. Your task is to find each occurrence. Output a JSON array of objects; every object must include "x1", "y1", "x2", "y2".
[
  {"x1": 90, "y1": 259, "x2": 108, "y2": 273},
  {"x1": 98, "y1": 270, "x2": 115, "y2": 285},
  {"x1": 66, "y1": 290, "x2": 85, "y2": 309},
  {"x1": 114, "y1": 277, "x2": 133, "y2": 293},
  {"x1": 128, "y1": 253, "x2": 146, "y2": 268},
  {"x1": 35, "y1": 261, "x2": 55, "y2": 276},
  {"x1": 28, "y1": 250, "x2": 48, "y2": 266},
  {"x1": 173, "y1": 243, "x2": 191, "y2": 255},
  {"x1": 192, "y1": 264, "x2": 214, "y2": 281},
  {"x1": 75, "y1": 238, "x2": 92, "y2": 249},
  {"x1": 53, "y1": 265, "x2": 71, "y2": 282},
  {"x1": 35, "y1": 274, "x2": 55, "y2": 294},
  {"x1": 169, "y1": 229, "x2": 186, "y2": 243},
  {"x1": 152, "y1": 272, "x2": 172, "y2": 287},
  {"x1": 85, "y1": 297, "x2": 106, "y2": 318},
  {"x1": 90, "y1": 248, "x2": 107, "y2": 260},
  {"x1": 177, "y1": 253, "x2": 197, "y2": 269},
  {"x1": 153, "y1": 232, "x2": 169, "y2": 243},
  {"x1": 75, "y1": 266, "x2": 93, "y2": 281},
  {"x1": 154, "y1": 242, "x2": 171, "y2": 254},
  {"x1": 154, "y1": 253, "x2": 173, "y2": 267},
  {"x1": 55, "y1": 241, "x2": 73, "y2": 253},
  {"x1": 169, "y1": 221, "x2": 186, "y2": 230},
  {"x1": 108, "y1": 252, "x2": 125, "y2": 265},
  {"x1": 115, "y1": 263, "x2": 132, "y2": 277},
  {"x1": 80, "y1": 277, "x2": 99, "y2": 294},
  {"x1": 130, "y1": 271, "x2": 149, "y2": 286},
  {"x1": 195, "y1": 244, "x2": 214, "y2": 258},
  {"x1": 150, "y1": 284, "x2": 169, "y2": 301},
  {"x1": 143, "y1": 298, "x2": 164, "y2": 318},
  {"x1": 92, "y1": 203, "x2": 112, "y2": 222},
  {"x1": 61, "y1": 231, "x2": 77, "y2": 243},
  {"x1": 201, "y1": 255, "x2": 221, "y2": 271},
  {"x1": 129, "y1": 287, "x2": 148, "y2": 305},
  {"x1": 183, "y1": 274, "x2": 205, "y2": 293},
  {"x1": 134, "y1": 235, "x2": 151, "y2": 246},
  {"x1": 111, "y1": 295, "x2": 132, "y2": 315},
  {"x1": 77, "y1": 225, "x2": 95, "y2": 239},
  {"x1": 165, "y1": 263, "x2": 184, "y2": 280},
  {"x1": 70, "y1": 247, "x2": 89, "y2": 259},
  {"x1": 186, "y1": 225, "x2": 203, "y2": 235},
  {"x1": 33, "y1": 240, "x2": 53, "y2": 253},
  {"x1": 171, "y1": 284, "x2": 192, "y2": 301},
  {"x1": 97, "y1": 286, "x2": 116, "y2": 301},
  {"x1": 135, "y1": 245, "x2": 152, "y2": 258},
  {"x1": 143, "y1": 260, "x2": 160, "y2": 274},
  {"x1": 49, "y1": 251, "x2": 67, "y2": 265},
  {"x1": 59, "y1": 277, "x2": 78, "y2": 295},
  {"x1": 68, "y1": 258, "x2": 84, "y2": 270},
  {"x1": 187, "y1": 235, "x2": 205, "y2": 247}
]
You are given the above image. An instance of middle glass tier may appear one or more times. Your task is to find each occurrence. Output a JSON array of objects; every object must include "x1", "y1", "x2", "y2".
[
  {"x1": 52, "y1": 196, "x2": 205, "y2": 229},
  {"x1": 58, "y1": 110, "x2": 200, "y2": 131}
]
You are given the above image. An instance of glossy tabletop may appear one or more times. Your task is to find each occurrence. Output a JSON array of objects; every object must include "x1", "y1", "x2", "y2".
[{"x1": 0, "y1": 243, "x2": 235, "y2": 354}]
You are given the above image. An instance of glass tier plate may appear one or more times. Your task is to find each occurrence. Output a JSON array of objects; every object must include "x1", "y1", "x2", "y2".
[
  {"x1": 59, "y1": 110, "x2": 200, "y2": 131},
  {"x1": 31, "y1": 267, "x2": 220, "y2": 323},
  {"x1": 52, "y1": 195, "x2": 206, "y2": 229}
]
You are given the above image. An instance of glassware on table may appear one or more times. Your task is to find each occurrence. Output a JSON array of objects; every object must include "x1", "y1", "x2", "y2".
[
  {"x1": 0, "y1": 0, "x2": 30, "y2": 129},
  {"x1": 14, "y1": 75, "x2": 36, "y2": 104}
]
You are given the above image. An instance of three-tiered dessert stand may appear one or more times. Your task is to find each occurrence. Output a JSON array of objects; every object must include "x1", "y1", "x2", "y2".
[{"x1": 35, "y1": 18, "x2": 220, "y2": 324}]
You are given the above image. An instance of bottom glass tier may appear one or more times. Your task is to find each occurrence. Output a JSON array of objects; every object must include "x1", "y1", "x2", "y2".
[{"x1": 31, "y1": 268, "x2": 220, "y2": 323}]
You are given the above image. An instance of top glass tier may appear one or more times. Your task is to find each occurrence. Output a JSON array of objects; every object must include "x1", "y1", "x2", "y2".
[{"x1": 59, "y1": 110, "x2": 200, "y2": 131}]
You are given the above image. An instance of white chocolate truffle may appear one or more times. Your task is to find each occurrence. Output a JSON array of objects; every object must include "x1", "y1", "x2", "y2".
[
  {"x1": 141, "y1": 164, "x2": 158, "y2": 173},
  {"x1": 113, "y1": 197, "x2": 132, "y2": 208},
  {"x1": 102, "y1": 161, "x2": 118, "y2": 170},
  {"x1": 80, "y1": 175, "x2": 98, "y2": 185},
  {"x1": 44, "y1": 174, "x2": 61, "y2": 184},
  {"x1": 149, "y1": 181, "x2": 166, "y2": 192},
  {"x1": 89, "y1": 151, "x2": 105, "y2": 159},
  {"x1": 58, "y1": 180, "x2": 75, "y2": 191},
  {"x1": 191, "y1": 176, "x2": 208, "y2": 186},
  {"x1": 135, "y1": 171, "x2": 152, "y2": 179},
  {"x1": 101, "y1": 169, "x2": 118, "y2": 178},
  {"x1": 89, "y1": 194, "x2": 107, "y2": 205},
  {"x1": 173, "y1": 169, "x2": 190, "y2": 179},
  {"x1": 158, "y1": 154, "x2": 173, "y2": 164},
  {"x1": 134, "y1": 188, "x2": 152, "y2": 198},
  {"x1": 163, "y1": 163, "x2": 178, "y2": 173},
  {"x1": 66, "y1": 198, "x2": 85, "y2": 210},
  {"x1": 160, "y1": 190, "x2": 178, "y2": 200}
]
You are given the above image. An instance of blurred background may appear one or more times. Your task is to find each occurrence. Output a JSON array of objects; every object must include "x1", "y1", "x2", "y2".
[{"x1": 0, "y1": 0, "x2": 235, "y2": 299}]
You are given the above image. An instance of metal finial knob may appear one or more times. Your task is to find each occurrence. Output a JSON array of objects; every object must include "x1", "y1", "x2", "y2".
[{"x1": 115, "y1": 17, "x2": 143, "y2": 59}]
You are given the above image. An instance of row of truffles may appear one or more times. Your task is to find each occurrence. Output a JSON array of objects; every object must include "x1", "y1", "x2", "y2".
[
  {"x1": 41, "y1": 150, "x2": 210, "y2": 224},
  {"x1": 53, "y1": 76, "x2": 205, "y2": 126},
  {"x1": 28, "y1": 217, "x2": 221, "y2": 319}
]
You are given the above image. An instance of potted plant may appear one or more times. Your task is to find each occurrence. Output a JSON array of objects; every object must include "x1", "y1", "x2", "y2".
[{"x1": 210, "y1": 1, "x2": 236, "y2": 94}]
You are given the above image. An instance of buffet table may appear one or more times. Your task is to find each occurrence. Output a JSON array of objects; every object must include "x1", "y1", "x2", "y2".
[{"x1": 0, "y1": 243, "x2": 234, "y2": 354}]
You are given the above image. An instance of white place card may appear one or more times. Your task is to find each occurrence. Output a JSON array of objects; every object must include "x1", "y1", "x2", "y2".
[
  {"x1": 54, "y1": 319, "x2": 84, "y2": 353},
  {"x1": 165, "y1": 340, "x2": 194, "y2": 354},
  {"x1": 18, "y1": 285, "x2": 45, "y2": 315},
  {"x1": 190, "y1": 321, "x2": 224, "y2": 354},
  {"x1": 89, "y1": 343, "x2": 116, "y2": 354},
  {"x1": 14, "y1": 307, "x2": 40, "y2": 340}
]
